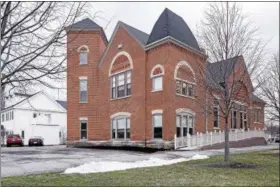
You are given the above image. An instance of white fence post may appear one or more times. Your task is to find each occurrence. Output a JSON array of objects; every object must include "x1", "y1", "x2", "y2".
[
  {"x1": 210, "y1": 132, "x2": 213, "y2": 145},
  {"x1": 174, "y1": 134, "x2": 177, "y2": 150},
  {"x1": 200, "y1": 133, "x2": 203, "y2": 147},
  {"x1": 235, "y1": 130, "x2": 238, "y2": 141},
  {"x1": 219, "y1": 130, "x2": 222, "y2": 143}
]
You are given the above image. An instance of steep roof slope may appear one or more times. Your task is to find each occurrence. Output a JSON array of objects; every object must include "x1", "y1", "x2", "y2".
[
  {"x1": 120, "y1": 21, "x2": 149, "y2": 46},
  {"x1": 66, "y1": 18, "x2": 101, "y2": 30},
  {"x1": 146, "y1": 8, "x2": 200, "y2": 51}
]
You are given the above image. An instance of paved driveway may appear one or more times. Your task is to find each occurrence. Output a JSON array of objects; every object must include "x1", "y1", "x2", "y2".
[
  {"x1": 1, "y1": 144, "x2": 278, "y2": 177},
  {"x1": 0, "y1": 145, "x2": 176, "y2": 177}
]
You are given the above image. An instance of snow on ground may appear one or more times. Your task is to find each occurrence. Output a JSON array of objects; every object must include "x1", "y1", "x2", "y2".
[{"x1": 64, "y1": 154, "x2": 209, "y2": 174}]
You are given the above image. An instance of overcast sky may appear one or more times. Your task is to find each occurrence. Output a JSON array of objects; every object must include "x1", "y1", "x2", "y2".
[
  {"x1": 48, "y1": 2, "x2": 279, "y2": 100},
  {"x1": 90, "y1": 2, "x2": 278, "y2": 54}
]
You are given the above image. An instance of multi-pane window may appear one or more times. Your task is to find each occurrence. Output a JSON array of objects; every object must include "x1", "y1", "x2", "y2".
[
  {"x1": 231, "y1": 102, "x2": 248, "y2": 129},
  {"x1": 176, "y1": 80, "x2": 194, "y2": 97},
  {"x1": 111, "y1": 71, "x2": 131, "y2": 99},
  {"x1": 21, "y1": 130, "x2": 25, "y2": 139},
  {"x1": 231, "y1": 110, "x2": 237, "y2": 129},
  {"x1": 153, "y1": 114, "x2": 162, "y2": 138},
  {"x1": 254, "y1": 109, "x2": 261, "y2": 122},
  {"x1": 176, "y1": 113, "x2": 194, "y2": 137},
  {"x1": 151, "y1": 65, "x2": 164, "y2": 92},
  {"x1": 80, "y1": 120, "x2": 87, "y2": 139},
  {"x1": 112, "y1": 116, "x2": 130, "y2": 139},
  {"x1": 80, "y1": 79, "x2": 87, "y2": 102},
  {"x1": 1, "y1": 114, "x2": 4, "y2": 122},
  {"x1": 213, "y1": 99, "x2": 219, "y2": 128},
  {"x1": 6, "y1": 113, "x2": 9, "y2": 121},
  {"x1": 80, "y1": 52, "x2": 88, "y2": 65}
]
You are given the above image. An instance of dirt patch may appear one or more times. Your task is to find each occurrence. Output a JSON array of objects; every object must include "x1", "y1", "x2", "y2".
[{"x1": 200, "y1": 162, "x2": 259, "y2": 169}]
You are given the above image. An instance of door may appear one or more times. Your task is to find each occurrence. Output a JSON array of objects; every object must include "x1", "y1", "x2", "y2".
[{"x1": 32, "y1": 125, "x2": 60, "y2": 145}]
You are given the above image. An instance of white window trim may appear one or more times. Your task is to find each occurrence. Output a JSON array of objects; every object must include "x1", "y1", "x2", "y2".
[
  {"x1": 176, "y1": 112, "x2": 195, "y2": 137},
  {"x1": 176, "y1": 108, "x2": 196, "y2": 116},
  {"x1": 151, "y1": 109, "x2": 163, "y2": 115},
  {"x1": 80, "y1": 118, "x2": 88, "y2": 141},
  {"x1": 79, "y1": 78, "x2": 88, "y2": 103},
  {"x1": 110, "y1": 112, "x2": 131, "y2": 119},
  {"x1": 77, "y1": 45, "x2": 89, "y2": 52},
  {"x1": 109, "y1": 51, "x2": 133, "y2": 76},
  {"x1": 152, "y1": 113, "x2": 163, "y2": 139},
  {"x1": 79, "y1": 76, "x2": 88, "y2": 80},
  {"x1": 110, "y1": 70, "x2": 131, "y2": 100},
  {"x1": 150, "y1": 64, "x2": 165, "y2": 78},
  {"x1": 174, "y1": 61, "x2": 196, "y2": 81},
  {"x1": 152, "y1": 75, "x2": 163, "y2": 92}
]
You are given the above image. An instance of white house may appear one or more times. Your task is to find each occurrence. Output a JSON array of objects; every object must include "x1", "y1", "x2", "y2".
[{"x1": 1, "y1": 91, "x2": 67, "y2": 145}]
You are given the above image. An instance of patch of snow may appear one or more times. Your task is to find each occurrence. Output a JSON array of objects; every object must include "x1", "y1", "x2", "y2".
[{"x1": 64, "y1": 154, "x2": 209, "y2": 174}]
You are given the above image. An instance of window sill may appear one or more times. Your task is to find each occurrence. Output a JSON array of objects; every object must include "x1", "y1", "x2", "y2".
[
  {"x1": 151, "y1": 89, "x2": 163, "y2": 93},
  {"x1": 79, "y1": 64, "x2": 88, "y2": 66},
  {"x1": 110, "y1": 95, "x2": 131, "y2": 101},
  {"x1": 254, "y1": 122, "x2": 262, "y2": 124},
  {"x1": 79, "y1": 101, "x2": 88, "y2": 104},
  {"x1": 213, "y1": 127, "x2": 220, "y2": 130},
  {"x1": 79, "y1": 139, "x2": 88, "y2": 142},
  {"x1": 176, "y1": 94, "x2": 195, "y2": 99},
  {"x1": 111, "y1": 139, "x2": 131, "y2": 141}
]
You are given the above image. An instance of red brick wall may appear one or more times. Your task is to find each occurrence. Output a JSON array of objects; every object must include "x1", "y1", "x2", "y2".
[{"x1": 67, "y1": 30, "x2": 106, "y2": 141}]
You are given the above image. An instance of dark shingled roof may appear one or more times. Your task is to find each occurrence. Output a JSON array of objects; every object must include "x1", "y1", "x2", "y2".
[
  {"x1": 146, "y1": 8, "x2": 200, "y2": 51},
  {"x1": 66, "y1": 18, "x2": 101, "y2": 30},
  {"x1": 56, "y1": 100, "x2": 67, "y2": 110},
  {"x1": 206, "y1": 56, "x2": 241, "y2": 86},
  {"x1": 120, "y1": 21, "x2": 149, "y2": 46}
]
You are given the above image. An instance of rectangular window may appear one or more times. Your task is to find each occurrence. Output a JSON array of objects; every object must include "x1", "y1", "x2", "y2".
[
  {"x1": 240, "y1": 112, "x2": 243, "y2": 128},
  {"x1": 21, "y1": 130, "x2": 25, "y2": 139},
  {"x1": 59, "y1": 131, "x2": 61, "y2": 138},
  {"x1": 80, "y1": 120, "x2": 87, "y2": 139},
  {"x1": 153, "y1": 114, "x2": 162, "y2": 139},
  {"x1": 232, "y1": 110, "x2": 237, "y2": 129},
  {"x1": 80, "y1": 52, "x2": 87, "y2": 65},
  {"x1": 2, "y1": 114, "x2": 4, "y2": 122},
  {"x1": 80, "y1": 79, "x2": 88, "y2": 103},
  {"x1": 175, "y1": 80, "x2": 194, "y2": 97},
  {"x1": 111, "y1": 117, "x2": 130, "y2": 139},
  {"x1": 11, "y1": 111, "x2": 14, "y2": 120},
  {"x1": 111, "y1": 71, "x2": 131, "y2": 99},
  {"x1": 6, "y1": 113, "x2": 9, "y2": 121},
  {"x1": 255, "y1": 110, "x2": 261, "y2": 122},
  {"x1": 213, "y1": 107, "x2": 219, "y2": 128},
  {"x1": 176, "y1": 115, "x2": 181, "y2": 137},
  {"x1": 152, "y1": 76, "x2": 163, "y2": 91}
]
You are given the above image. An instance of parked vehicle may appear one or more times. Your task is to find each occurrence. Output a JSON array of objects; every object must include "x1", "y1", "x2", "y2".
[
  {"x1": 28, "y1": 136, "x2": 44, "y2": 146},
  {"x1": 6, "y1": 134, "x2": 23, "y2": 147},
  {"x1": 275, "y1": 134, "x2": 280, "y2": 143}
]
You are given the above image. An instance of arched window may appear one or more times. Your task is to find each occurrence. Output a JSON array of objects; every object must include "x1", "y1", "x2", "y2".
[
  {"x1": 176, "y1": 108, "x2": 195, "y2": 137},
  {"x1": 78, "y1": 45, "x2": 89, "y2": 65},
  {"x1": 174, "y1": 61, "x2": 196, "y2": 98},
  {"x1": 151, "y1": 65, "x2": 164, "y2": 92},
  {"x1": 109, "y1": 52, "x2": 133, "y2": 99},
  {"x1": 111, "y1": 112, "x2": 131, "y2": 139}
]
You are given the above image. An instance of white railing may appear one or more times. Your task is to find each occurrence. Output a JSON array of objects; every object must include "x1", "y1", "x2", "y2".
[{"x1": 174, "y1": 128, "x2": 266, "y2": 150}]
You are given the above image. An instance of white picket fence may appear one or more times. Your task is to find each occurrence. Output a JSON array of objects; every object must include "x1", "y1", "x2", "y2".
[{"x1": 174, "y1": 128, "x2": 266, "y2": 150}]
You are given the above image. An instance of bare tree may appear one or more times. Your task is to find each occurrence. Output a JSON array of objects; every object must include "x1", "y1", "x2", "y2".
[
  {"x1": 1, "y1": 2, "x2": 88, "y2": 94},
  {"x1": 258, "y1": 52, "x2": 279, "y2": 123},
  {"x1": 197, "y1": 2, "x2": 267, "y2": 162}
]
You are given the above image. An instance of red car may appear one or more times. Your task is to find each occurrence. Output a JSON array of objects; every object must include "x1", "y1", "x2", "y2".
[
  {"x1": 28, "y1": 136, "x2": 44, "y2": 146},
  {"x1": 6, "y1": 134, "x2": 24, "y2": 147}
]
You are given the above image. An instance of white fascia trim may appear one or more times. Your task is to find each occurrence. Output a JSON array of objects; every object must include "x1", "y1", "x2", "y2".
[
  {"x1": 151, "y1": 109, "x2": 163, "y2": 115},
  {"x1": 145, "y1": 36, "x2": 207, "y2": 58},
  {"x1": 150, "y1": 64, "x2": 165, "y2": 78},
  {"x1": 176, "y1": 108, "x2": 196, "y2": 116},
  {"x1": 110, "y1": 112, "x2": 131, "y2": 119},
  {"x1": 109, "y1": 51, "x2": 133, "y2": 76},
  {"x1": 79, "y1": 76, "x2": 88, "y2": 80},
  {"x1": 79, "y1": 117, "x2": 88, "y2": 121},
  {"x1": 175, "y1": 77, "x2": 196, "y2": 85}
]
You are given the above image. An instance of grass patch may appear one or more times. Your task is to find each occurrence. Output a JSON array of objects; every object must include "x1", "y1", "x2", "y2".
[{"x1": 2, "y1": 150, "x2": 279, "y2": 186}]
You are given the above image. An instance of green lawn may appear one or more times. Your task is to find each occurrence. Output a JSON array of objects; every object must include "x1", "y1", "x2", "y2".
[{"x1": 2, "y1": 150, "x2": 279, "y2": 186}]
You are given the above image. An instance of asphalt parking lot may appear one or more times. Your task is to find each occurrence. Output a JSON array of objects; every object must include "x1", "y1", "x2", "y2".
[{"x1": 0, "y1": 145, "x2": 176, "y2": 177}]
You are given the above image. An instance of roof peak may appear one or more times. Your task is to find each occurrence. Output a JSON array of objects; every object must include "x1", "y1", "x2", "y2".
[
  {"x1": 146, "y1": 8, "x2": 200, "y2": 50},
  {"x1": 66, "y1": 18, "x2": 102, "y2": 31}
]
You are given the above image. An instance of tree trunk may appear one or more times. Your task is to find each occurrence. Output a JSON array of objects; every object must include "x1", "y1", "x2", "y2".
[{"x1": 224, "y1": 116, "x2": 230, "y2": 162}]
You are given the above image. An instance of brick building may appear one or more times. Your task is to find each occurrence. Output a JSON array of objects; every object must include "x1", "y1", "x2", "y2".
[{"x1": 66, "y1": 8, "x2": 265, "y2": 149}]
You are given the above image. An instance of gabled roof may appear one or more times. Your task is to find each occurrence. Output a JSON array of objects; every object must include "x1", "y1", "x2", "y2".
[
  {"x1": 3, "y1": 92, "x2": 40, "y2": 111},
  {"x1": 250, "y1": 93, "x2": 266, "y2": 104},
  {"x1": 66, "y1": 18, "x2": 101, "y2": 31},
  {"x1": 146, "y1": 8, "x2": 200, "y2": 51},
  {"x1": 120, "y1": 21, "x2": 149, "y2": 46},
  {"x1": 207, "y1": 56, "x2": 241, "y2": 86},
  {"x1": 56, "y1": 100, "x2": 67, "y2": 110}
]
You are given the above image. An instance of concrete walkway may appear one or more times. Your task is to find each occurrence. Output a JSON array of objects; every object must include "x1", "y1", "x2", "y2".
[{"x1": 166, "y1": 143, "x2": 279, "y2": 158}]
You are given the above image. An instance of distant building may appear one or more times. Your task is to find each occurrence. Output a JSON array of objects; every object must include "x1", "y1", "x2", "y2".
[{"x1": 1, "y1": 91, "x2": 67, "y2": 145}]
